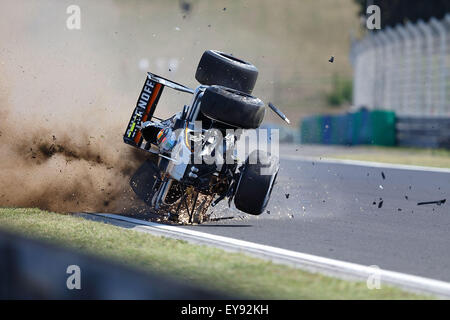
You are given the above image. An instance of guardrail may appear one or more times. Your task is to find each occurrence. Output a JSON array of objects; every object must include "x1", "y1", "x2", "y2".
[
  {"x1": 396, "y1": 117, "x2": 450, "y2": 148},
  {"x1": 0, "y1": 230, "x2": 225, "y2": 299}
]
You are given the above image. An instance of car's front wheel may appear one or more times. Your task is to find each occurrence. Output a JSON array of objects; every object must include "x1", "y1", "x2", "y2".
[{"x1": 234, "y1": 150, "x2": 279, "y2": 215}]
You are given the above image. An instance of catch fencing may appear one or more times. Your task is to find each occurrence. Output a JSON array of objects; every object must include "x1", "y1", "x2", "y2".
[
  {"x1": 349, "y1": 14, "x2": 450, "y2": 148},
  {"x1": 350, "y1": 14, "x2": 450, "y2": 117}
]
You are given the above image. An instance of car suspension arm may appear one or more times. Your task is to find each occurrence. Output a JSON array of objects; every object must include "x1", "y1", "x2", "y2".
[{"x1": 268, "y1": 102, "x2": 290, "y2": 124}]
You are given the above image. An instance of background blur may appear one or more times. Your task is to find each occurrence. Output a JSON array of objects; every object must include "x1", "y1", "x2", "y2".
[
  {"x1": 0, "y1": 0, "x2": 360, "y2": 124},
  {"x1": 301, "y1": 1, "x2": 450, "y2": 149}
]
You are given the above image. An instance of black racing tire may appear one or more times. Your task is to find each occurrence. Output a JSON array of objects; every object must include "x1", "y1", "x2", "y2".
[
  {"x1": 200, "y1": 85, "x2": 265, "y2": 129},
  {"x1": 130, "y1": 159, "x2": 160, "y2": 206},
  {"x1": 234, "y1": 150, "x2": 279, "y2": 215},
  {"x1": 195, "y1": 50, "x2": 258, "y2": 94}
]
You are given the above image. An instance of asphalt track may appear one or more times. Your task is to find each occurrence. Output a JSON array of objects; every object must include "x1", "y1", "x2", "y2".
[{"x1": 181, "y1": 146, "x2": 450, "y2": 283}]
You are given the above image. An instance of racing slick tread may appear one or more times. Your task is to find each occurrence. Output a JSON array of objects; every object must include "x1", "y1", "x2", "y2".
[
  {"x1": 195, "y1": 50, "x2": 258, "y2": 94},
  {"x1": 200, "y1": 85, "x2": 265, "y2": 129},
  {"x1": 234, "y1": 150, "x2": 279, "y2": 215}
]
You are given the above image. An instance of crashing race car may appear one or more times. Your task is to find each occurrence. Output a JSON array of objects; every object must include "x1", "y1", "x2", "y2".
[{"x1": 124, "y1": 50, "x2": 290, "y2": 224}]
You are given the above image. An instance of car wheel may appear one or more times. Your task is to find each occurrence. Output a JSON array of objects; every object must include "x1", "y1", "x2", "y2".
[
  {"x1": 234, "y1": 150, "x2": 279, "y2": 215},
  {"x1": 195, "y1": 50, "x2": 258, "y2": 94},
  {"x1": 129, "y1": 159, "x2": 160, "y2": 206},
  {"x1": 200, "y1": 85, "x2": 265, "y2": 129}
]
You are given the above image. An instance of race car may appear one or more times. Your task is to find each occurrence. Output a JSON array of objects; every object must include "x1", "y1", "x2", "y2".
[{"x1": 124, "y1": 50, "x2": 289, "y2": 223}]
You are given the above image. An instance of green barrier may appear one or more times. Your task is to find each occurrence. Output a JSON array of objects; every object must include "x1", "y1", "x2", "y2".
[
  {"x1": 352, "y1": 109, "x2": 372, "y2": 145},
  {"x1": 300, "y1": 117, "x2": 311, "y2": 143},
  {"x1": 300, "y1": 110, "x2": 396, "y2": 146},
  {"x1": 315, "y1": 116, "x2": 324, "y2": 144},
  {"x1": 370, "y1": 110, "x2": 396, "y2": 146},
  {"x1": 322, "y1": 115, "x2": 332, "y2": 144},
  {"x1": 330, "y1": 114, "x2": 350, "y2": 145},
  {"x1": 300, "y1": 115, "x2": 323, "y2": 144}
]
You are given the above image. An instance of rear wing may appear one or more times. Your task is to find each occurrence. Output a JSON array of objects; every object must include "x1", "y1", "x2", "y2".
[{"x1": 123, "y1": 72, "x2": 193, "y2": 149}]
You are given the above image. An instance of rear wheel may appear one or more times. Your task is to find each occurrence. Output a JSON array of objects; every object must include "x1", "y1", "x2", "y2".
[
  {"x1": 195, "y1": 50, "x2": 258, "y2": 94},
  {"x1": 234, "y1": 150, "x2": 279, "y2": 215},
  {"x1": 129, "y1": 159, "x2": 160, "y2": 206},
  {"x1": 200, "y1": 85, "x2": 265, "y2": 129}
]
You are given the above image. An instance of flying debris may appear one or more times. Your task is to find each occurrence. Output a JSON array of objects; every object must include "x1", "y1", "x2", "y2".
[{"x1": 417, "y1": 199, "x2": 446, "y2": 206}]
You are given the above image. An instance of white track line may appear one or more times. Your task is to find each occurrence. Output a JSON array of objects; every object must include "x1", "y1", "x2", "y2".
[
  {"x1": 280, "y1": 155, "x2": 450, "y2": 173},
  {"x1": 93, "y1": 213, "x2": 450, "y2": 298}
]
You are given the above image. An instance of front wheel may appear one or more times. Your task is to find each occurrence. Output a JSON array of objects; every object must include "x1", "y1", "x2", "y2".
[{"x1": 234, "y1": 150, "x2": 279, "y2": 215}]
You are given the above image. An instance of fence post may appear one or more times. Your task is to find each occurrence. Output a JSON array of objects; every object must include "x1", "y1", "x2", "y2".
[
  {"x1": 405, "y1": 22, "x2": 423, "y2": 116},
  {"x1": 395, "y1": 25, "x2": 412, "y2": 116},
  {"x1": 417, "y1": 20, "x2": 435, "y2": 116},
  {"x1": 379, "y1": 29, "x2": 392, "y2": 111},
  {"x1": 373, "y1": 33, "x2": 385, "y2": 109},
  {"x1": 368, "y1": 34, "x2": 378, "y2": 110},
  {"x1": 446, "y1": 14, "x2": 450, "y2": 116},
  {"x1": 353, "y1": 36, "x2": 376, "y2": 109},
  {"x1": 429, "y1": 17, "x2": 446, "y2": 117},
  {"x1": 350, "y1": 40, "x2": 363, "y2": 108}
]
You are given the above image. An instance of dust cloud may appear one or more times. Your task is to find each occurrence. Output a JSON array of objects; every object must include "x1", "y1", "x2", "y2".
[
  {"x1": 0, "y1": 1, "x2": 158, "y2": 213},
  {"x1": 0, "y1": 85, "x2": 149, "y2": 213}
]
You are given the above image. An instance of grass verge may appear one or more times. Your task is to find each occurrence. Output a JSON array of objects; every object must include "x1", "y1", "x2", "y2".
[
  {"x1": 332, "y1": 147, "x2": 450, "y2": 169},
  {"x1": 0, "y1": 207, "x2": 430, "y2": 299}
]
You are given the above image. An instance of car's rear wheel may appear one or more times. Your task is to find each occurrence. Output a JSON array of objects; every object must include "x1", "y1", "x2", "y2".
[
  {"x1": 129, "y1": 159, "x2": 160, "y2": 206},
  {"x1": 200, "y1": 85, "x2": 265, "y2": 129},
  {"x1": 234, "y1": 150, "x2": 279, "y2": 215},
  {"x1": 195, "y1": 50, "x2": 258, "y2": 94}
]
